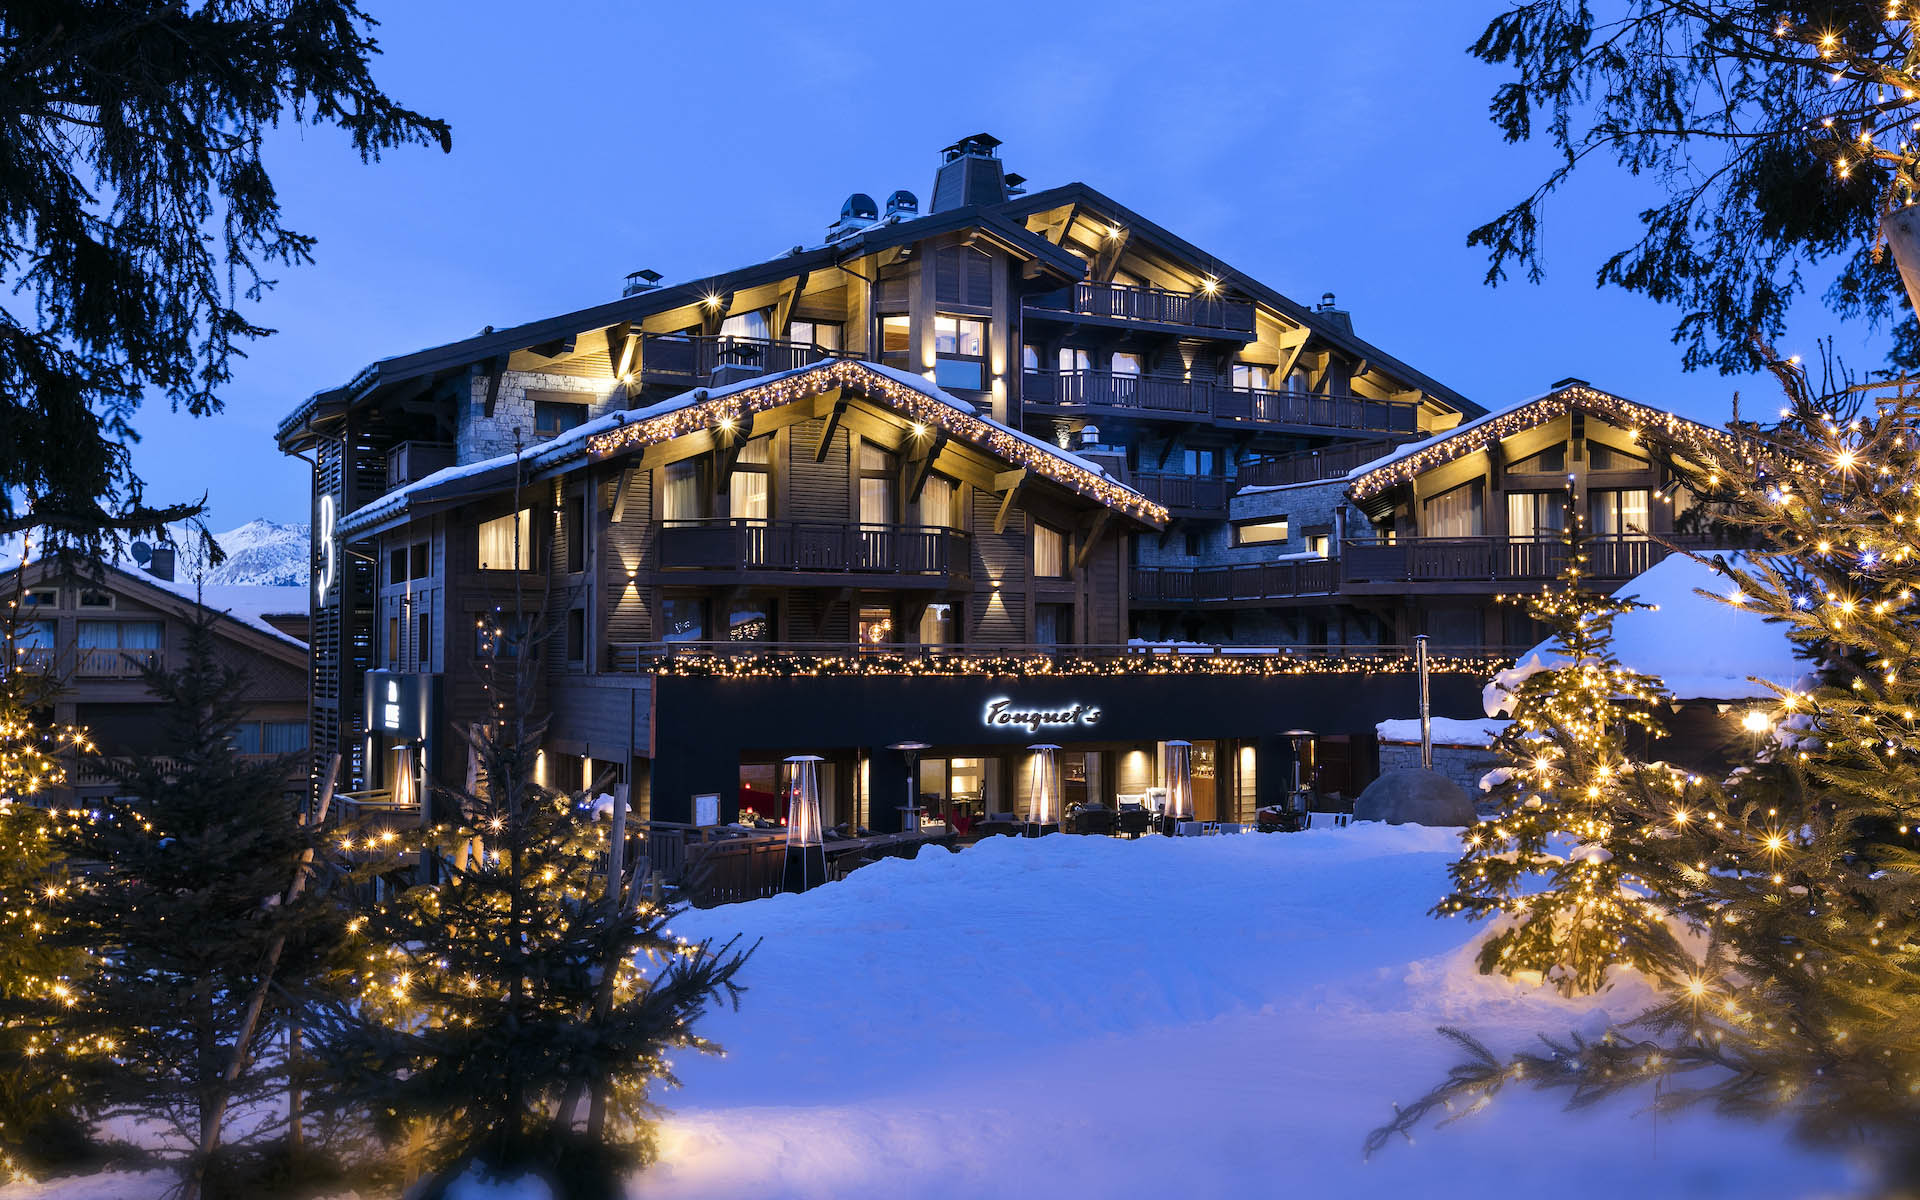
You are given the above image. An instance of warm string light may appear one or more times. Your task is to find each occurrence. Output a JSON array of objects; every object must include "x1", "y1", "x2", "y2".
[
  {"x1": 1348, "y1": 385, "x2": 1745, "y2": 503},
  {"x1": 616, "y1": 646, "x2": 1509, "y2": 679}
]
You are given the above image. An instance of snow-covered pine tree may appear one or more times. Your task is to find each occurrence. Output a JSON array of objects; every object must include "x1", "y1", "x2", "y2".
[
  {"x1": 0, "y1": 595, "x2": 95, "y2": 1178},
  {"x1": 1435, "y1": 501, "x2": 1693, "y2": 995},
  {"x1": 315, "y1": 607, "x2": 751, "y2": 1199},
  {"x1": 1376, "y1": 360, "x2": 1920, "y2": 1191},
  {"x1": 45, "y1": 608, "x2": 323, "y2": 1199}
]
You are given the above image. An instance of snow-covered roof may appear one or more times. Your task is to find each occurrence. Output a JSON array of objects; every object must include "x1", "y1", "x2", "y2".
[
  {"x1": 1522, "y1": 552, "x2": 1802, "y2": 701},
  {"x1": 1346, "y1": 383, "x2": 1740, "y2": 503},
  {"x1": 342, "y1": 358, "x2": 1168, "y2": 535}
]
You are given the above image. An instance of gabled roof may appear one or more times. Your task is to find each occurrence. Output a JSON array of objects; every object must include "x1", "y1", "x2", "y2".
[
  {"x1": 995, "y1": 182, "x2": 1483, "y2": 418},
  {"x1": 340, "y1": 359, "x2": 1169, "y2": 537},
  {"x1": 4, "y1": 560, "x2": 310, "y2": 658},
  {"x1": 1344, "y1": 382, "x2": 1739, "y2": 503},
  {"x1": 276, "y1": 206, "x2": 1084, "y2": 450}
]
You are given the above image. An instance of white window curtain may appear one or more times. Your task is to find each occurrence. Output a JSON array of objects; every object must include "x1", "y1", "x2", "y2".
[
  {"x1": 860, "y1": 478, "x2": 893, "y2": 526},
  {"x1": 662, "y1": 463, "x2": 703, "y2": 522},
  {"x1": 1034, "y1": 524, "x2": 1066, "y2": 577},
  {"x1": 1423, "y1": 484, "x2": 1483, "y2": 538},
  {"x1": 917, "y1": 475, "x2": 954, "y2": 528},
  {"x1": 119, "y1": 621, "x2": 162, "y2": 649},
  {"x1": 718, "y1": 308, "x2": 771, "y2": 341},
  {"x1": 1590, "y1": 489, "x2": 1651, "y2": 536},
  {"x1": 1506, "y1": 492, "x2": 1566, "y2": 539},
  {"x1": 730, "y1": 472, "x2": 769, "y2": 522},
  {"x1": 77, "y1": 621, "x2": 116, "y2": 649},
  {"x1": 477, "y1": 509, "x2": 532, "y2": 569}
]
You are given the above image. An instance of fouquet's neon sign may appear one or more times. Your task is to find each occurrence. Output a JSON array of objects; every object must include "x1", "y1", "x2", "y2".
[
  {"x1": 982, "y1": 697, "x2": 1102, "y2": 734},
  {"x1": 316, "y1": 493, "x2": 337, "y2": 605}
]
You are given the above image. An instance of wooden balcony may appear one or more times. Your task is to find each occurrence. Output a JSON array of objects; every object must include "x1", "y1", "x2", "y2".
[
  {"x1": 1131, "y1": 560, "x2": 1339, "y2": 605},
  {"x1": 1130, "y1": 471, "x2": 1232, "y2": 515},
  {"x1": 1236, "y1": 440, "x2": 1404, "y2": 489},
  {"x1": 386, "y1": 440, "x2": 455, "y2": 490},
  {"x1": 638, "y1": 334, "x2": 838, "y2": 388},
  {"x1": 74, "y1": 647, "x2": 164, "y2": 678},
  {"x1": 1340, "y1": 534, "x2": 1712, "y2": 591},
  {"x1": 1025, "y1": 282, "x2": 1256, "y2": 337},
  {"x1": 654, "y1": 519, "x2": 971, "y2": 586},
  {"x1": 1023, "y1": 371, "x2": 1420, "y2": 435}
]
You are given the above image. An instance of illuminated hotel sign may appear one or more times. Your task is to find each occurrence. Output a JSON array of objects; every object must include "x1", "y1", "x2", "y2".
[
  {"x1": 364, "y1": 669, "x2": 433, "y2": 741},
  {"x1": 982, "y1": 697, "x2": 1102, "y2": 733}
]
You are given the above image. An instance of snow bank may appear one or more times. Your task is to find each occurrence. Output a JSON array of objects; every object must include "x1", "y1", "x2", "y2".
[
  {"x1": 3, "y1": 829, "x2": 1855, "y2": 1200},
  {"x1": 1376, "y1": 716, "x2": 1508, "y2": 746}
]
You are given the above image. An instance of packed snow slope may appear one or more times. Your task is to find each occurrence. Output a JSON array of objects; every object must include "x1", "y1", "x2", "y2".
[
  {"x1": 648, "y1": 827, "x2": 1854, "y2": 1200},
  {"x1": 0, "y1": 828, "x2": 1859, "y2": 1200}
]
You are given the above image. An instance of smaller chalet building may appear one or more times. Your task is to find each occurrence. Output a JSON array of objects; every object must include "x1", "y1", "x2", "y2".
[
  {"x1": 1146, "y1": 381, "x2": 1741, "y2": 649},
  {"x1": 2, "y1": 558, "x2": 310, "y2": 802}
]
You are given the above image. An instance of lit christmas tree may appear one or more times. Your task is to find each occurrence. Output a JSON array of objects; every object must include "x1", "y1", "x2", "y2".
[
  {"x1": 0, "y1": 588, "x2": 95, "y2": 1180},
  {"x1": 43, "y1": 609, "x2": 321, "y2": 1200},
  {"x1": 1436, "y1": 502, "x2": 1696, "y2": 996},
  {"x1": 312, "y1": 604, "x2": 751, "y2": 1198},
  {"x1": 1376, "y1": 360, "x2": 1920, "y2": 1190}
]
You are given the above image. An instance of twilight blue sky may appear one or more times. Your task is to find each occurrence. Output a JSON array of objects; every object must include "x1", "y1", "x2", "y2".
[{"x1": 145, "y1": 0, "x2": 1888, "y2": 527}]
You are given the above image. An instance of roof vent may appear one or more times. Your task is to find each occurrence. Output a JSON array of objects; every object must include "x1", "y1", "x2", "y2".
[
  {"x1": 931, "y1": 133, "x2": 1010, "y2": 213},
  {"x1": 1004, "y1": 172, "x2": 1027, "y2": 196},
  {"x1": 885, "y1": 189, "x2": 919, "y2": 218},
  {"x1": 622, "y1": 268, "x2": 662, "y2": 297},
  {"x1": 1314, "y1": 291, "x2": 1352, "y2": 334},
  {"x1": 826, "y1": 192, "x2": 879, "y2": 243},
  {"x1": 1317, "y1": 292, "x2": 1338, "y2": 311}
]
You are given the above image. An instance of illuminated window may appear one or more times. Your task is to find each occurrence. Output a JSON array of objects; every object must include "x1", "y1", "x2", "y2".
[
  {"x1": 729, "y1": 594, "x2": 774, "y2": 642},
  {"x1": 662, "y1": 460, "x2": 706, "y2": 521},
  {"x1": 1034, "y1": 523, "x2": 1067, "y2": 577},
  {"x1": 476, "y1": 509, "x2": 533, "y2": 571},
  {"x1": 1589, "y1": 489, "x2": 1651, "y2": 536},
  {"x1": 1232, "y1": 517, "x2": 1289, "y2": 546},
  {"x1": 880, "y1": 315, "x2": 911, "y2": 368},
  {"x1": 790, "y1": 320, "x2": 841, "y2": 351},
  {"x1": 916, "y1": 474, "x2": 955, "y2": 528},
  {"x1": 859, "y1": 443, "x2": 894, "y2": 526},
  {"x1": 729, "y1": 437, "x2": 772, "y2": 522},
  {"x1": 660, "y1": 596, "x2": 707, "y2": 643},
  {"x1": 1230, "y1": 363, "x2": 1271, "y2": 391},
  {"x1": 1058, "y1": 347, "x2": 1092, "y2": 374},
  {"x1": 919, "y1": 601, "x2": 957, "y2": 644},
  {"x1": 859, "y1": 603, "x2": 894, "y2": 646},
  {"x1": 1305, "y1": 534, "x2": 1331, "y2": 558},
  {"x1": 1112, "y1": 352, "x2": 1142, "y2": 377},
  {"x1": 933, "y1": 315, "x2": 987, "y2": 391},
  {"x1": 1506, "y1": 492, "x2": 1566, "y2": 539},
  {"x1": 1423, "y1": 481, "x2": 1484, "y2": 538}
]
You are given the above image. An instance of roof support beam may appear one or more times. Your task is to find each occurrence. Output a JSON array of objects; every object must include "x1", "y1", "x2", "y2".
[
  {"x1": 711, "y1": 412, "x2": 756, "y2": 492},
  {"x1": 606, "y1": 322, "x2": 635, "y2": 379},
  {"x1": 1074, "y1": 509, "x2": 1112, "y2": 571},
  {"x1": 698, "y1": 291, "x2": 736, "y2": 337},
  {"x1": 609, "y1": 466, "x2": 634, "y2": 523},
  {"x1": 481, "y1": 356, "x2": 507, "y2": 418},
  {"x1": 903, "y1": 429, "x2": 948, "y2": 503},
  {"x1": 772, "y1": 273, "x2": 809, "y2": 338},
  {"x1": 992, "y1": 468, "x2": 1026, "y2": 535},
  {"x1": 815, "y1": 392, "x2": 850, "y2": 462}
]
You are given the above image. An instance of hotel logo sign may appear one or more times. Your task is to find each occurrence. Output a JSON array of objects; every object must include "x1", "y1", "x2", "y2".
[{"x1": 982, "y1": 697, "x2": 1102, "y2": 734}]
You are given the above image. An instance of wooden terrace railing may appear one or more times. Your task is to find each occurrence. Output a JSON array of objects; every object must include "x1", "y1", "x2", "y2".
[
  {"x1": 637, "y1": 334, "x2": 839, "y2": 387},
  {"x1": 1131, "y1": 559, "x2": 1340, "y2": 603},
  {"x1": 1025, "y1": 281, "x2": 1257, "y2": 335},
  {"x1": 1024, "y1": 370, "x2": 1420, "y2": 434},
  {"x1": 655, "y1": 519, "x2": 971, "y2": 580},
  {"x1": 1340, "y1": 534, "x2": 1716, "y2": 586}
]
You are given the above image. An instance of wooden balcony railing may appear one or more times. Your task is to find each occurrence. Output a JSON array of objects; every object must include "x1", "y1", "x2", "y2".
[
  {"x1": 1340, "y1": 534, "x2": 1714, "y2": 586},
  {"x1": 654, "y1": 519, "x2": 971, "y2": 580},
  {"x1": 638, "y1": 334, "x2": 838, "y2": 387},
  {"x1": 1026, "y1": 282, "x2": 1256, "y2": 335},
  {"x1": 1236, "y1": 440, "x2": 1404, "y2": 489},
  {"x1": 74, "y1": 647, "x2": 164, "y2": 678},
  {"x1": 1130, "y1": 471, "x2": 1232, "y2": 513},
  {"x1": 1023, "y1": 371, "x2": 1420, "y2": 434},
  {"x1": 1131, "y1": 560, "x2": 1340, "y2": 604}
]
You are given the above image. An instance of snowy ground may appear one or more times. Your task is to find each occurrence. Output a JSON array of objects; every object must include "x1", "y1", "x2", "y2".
[{"x1": 2, "y1": 826, "x2": 1863, "y2": 1199}]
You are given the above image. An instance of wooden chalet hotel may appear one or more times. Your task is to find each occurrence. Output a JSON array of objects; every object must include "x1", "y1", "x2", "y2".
[{"x1": 277, "y1": 135, "x2": 1724, "y2": 832}]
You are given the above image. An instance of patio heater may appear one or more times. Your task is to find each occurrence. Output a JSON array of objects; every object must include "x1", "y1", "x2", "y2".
[
  {"x1": 782, "y1": 755, "x2": 827, "y2": 893},
  {"x1": 886, "y1": 740, "x2": 930, "y2": 832},
  {"x1": 1161, "y1": 740, "x2": 1194, "y2": 835},
  {"x1": 389, "y1": 744, "x2": 418, "y2": 812},
  {"x1": 1285, "y1": 730, "x2": 1318, "y2": 826},
  {"x1": 1025, "y1": 744, "x2": 1062, "y2": 835}
]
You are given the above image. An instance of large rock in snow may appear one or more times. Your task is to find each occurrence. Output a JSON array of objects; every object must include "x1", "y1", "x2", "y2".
[{"x1": 1353, "y1": 768, "x2": 1475, "y2": 827}]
